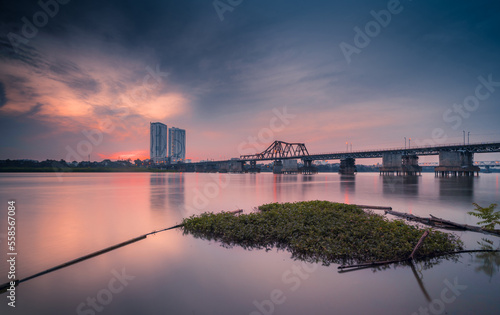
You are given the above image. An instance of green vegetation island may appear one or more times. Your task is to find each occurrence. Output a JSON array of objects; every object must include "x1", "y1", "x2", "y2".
[{"x1": 182, "y1": 201, "x2": 464, "y2": 266}]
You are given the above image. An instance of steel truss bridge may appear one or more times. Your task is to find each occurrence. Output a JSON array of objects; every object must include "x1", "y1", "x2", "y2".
[
  {"x1": 240, "y1": 141, "x2": 310, "y2": 160},
  {"x1": 239, "y1": 141, "x2": 500, "y2": 162}
]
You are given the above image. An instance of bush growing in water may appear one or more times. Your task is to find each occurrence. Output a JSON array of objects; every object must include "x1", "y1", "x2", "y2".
[
  {"x1": 468, "y1": 203, "x2": 500, "y2": 230},
  {"x1": 182, "y1": 201, "x2": 463, "y2": 265}
]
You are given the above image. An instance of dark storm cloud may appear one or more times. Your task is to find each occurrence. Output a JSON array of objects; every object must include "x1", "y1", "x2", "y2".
[
  {"x1": 0, "y1": 39, "x2": 101, "y2": 100},
  {"x1": 0, "y1": 37, "x2": 45, "y2": 70},
  {"x1": 21, "y1": 102, "x2": 44, "y2": 117},
  {"x1": 47, "y1": 59, "x2": 101, "y2": 97},
  {"x1": 4, "y1": 75, "x2": 40, "y2": 100}
]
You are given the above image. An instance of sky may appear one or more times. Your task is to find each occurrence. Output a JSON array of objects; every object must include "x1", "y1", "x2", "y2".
[{"x1": 0, "y1": 0, "x2": 499, "y2": 162}]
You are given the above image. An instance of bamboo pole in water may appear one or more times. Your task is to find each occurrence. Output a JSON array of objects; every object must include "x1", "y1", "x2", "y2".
[
  {"x1": 384, "y1": 209, "x2": 500, "y2": 237},
  {"x1": 352, "y1": 204, "x2": 392, "y2": 210},
  {"x1": 0, "y1": 209, "x2": 243, "y2": 293},
  {"x1": 0, "y1": 234, "x2": 150, "y2": 293},
  {"x1": 409, "y1": 230, "x2": 430, "y2": 260}
]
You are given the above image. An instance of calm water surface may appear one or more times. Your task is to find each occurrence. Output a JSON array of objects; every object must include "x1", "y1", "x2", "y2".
[{"x1": 0, "y1": 172, "x2": 499, "y2": 315}]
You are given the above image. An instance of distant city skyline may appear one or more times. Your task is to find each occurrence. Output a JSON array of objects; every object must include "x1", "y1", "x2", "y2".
[
  {"x1": 1, "y1": 1, "x2": 499, "y2": 162},
  {"x1": 149, "y1": 122, "x2": 186, "y2": 163}
]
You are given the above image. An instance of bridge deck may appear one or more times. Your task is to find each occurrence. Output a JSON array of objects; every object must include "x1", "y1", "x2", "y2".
[{"x1": 239, "y1": 142, "x2": 500, "y2": 162}]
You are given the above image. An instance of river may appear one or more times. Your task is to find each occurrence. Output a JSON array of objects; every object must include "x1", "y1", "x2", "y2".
[{"x1": 0, "y1": 172, "x2": 499, "y2": 314}]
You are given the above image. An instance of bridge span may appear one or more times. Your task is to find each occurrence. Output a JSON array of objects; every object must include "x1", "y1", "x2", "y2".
[
  {"x1": 175, "y1": 140, "x2": 500, "y2": 176},
  {"x1": 238, "y1": 140, "x2": 500, "y2": 176},
  {"x1": 240, "y1": 141, "x2": 500, "y2": 161}
]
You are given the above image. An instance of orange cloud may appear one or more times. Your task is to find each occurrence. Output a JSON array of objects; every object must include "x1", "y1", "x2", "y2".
[
  {"x1": 97, "y1": 150, "x2": 149, "y2": 161},
  {"x1": 0, "y1": 50, "x2": 191, "y2": 137},
  {"x1": 138, "y1": 93, "x2": 189, "y2": 120}
]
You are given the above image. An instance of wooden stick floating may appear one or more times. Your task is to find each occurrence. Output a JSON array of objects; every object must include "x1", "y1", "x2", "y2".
[
  {"x1": 409, "y1": 230, "x2": 430, "y2": 260},
  {"x1": 338, "y1": 248, "x2": 500, "y2": 271},
  {"x1": 0, "y1": 234, "x2": 150, "y2": 293},
  {"x1": 353, "y1": 204, "x2": 392, "y2": 211},
  {"x1": 0, "y1": 209, "x2": 243, "y2": 293},
  {"x1": 384, "y1": 210, "x2": 500, "y2": 237}
]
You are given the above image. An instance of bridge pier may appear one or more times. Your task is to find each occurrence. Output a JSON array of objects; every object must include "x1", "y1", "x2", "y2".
[
  {"x1": 248, "y1": 160, "x2": 260, "y2": 173},
  {"x1": 283, "y1": 160, "x2": 299, "y2": 174},
  {"x1": 339, "y1": 157, "x2": 357, "y2": 175},
  {"x1": 379, "y1": 153, "x2": 421, "y2": 176},
  {"x1": 218, "y1": 160, "x2": 245, "y2": 173},
  {"x1": 402, "y1": 154, "x2": 421, "y2": 176},
  {"x1": 300, "y1": 160, "x2": 318, "y2": 174},
  {"x1": 218, "y1": 161, "x2": 229, "y2": 173},
  {"x1": 173, "y1": 162, "x2": 194, "y2": 172},
  {"x1": 434, "y1": 151, "x2": 479, "y2": 177},
  {"x1": 195, "y1": 162, "x2": 218, "y2": 173},
  {"x1": 273, "y1": 160, "x2": 283, "y2": 174}
]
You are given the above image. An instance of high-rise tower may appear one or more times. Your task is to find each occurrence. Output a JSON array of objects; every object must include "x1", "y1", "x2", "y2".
[
  {"x1": 168, "y1": 127, "x2": 186, "y2": 162},
  {"x1": 150, "y1": 122, "x2": 168, "y2": 163}
]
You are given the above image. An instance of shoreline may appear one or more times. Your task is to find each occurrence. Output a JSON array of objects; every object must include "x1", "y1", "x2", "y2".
[{"x1": 0, "y1": 167, "x2": 176, "y2": 173}]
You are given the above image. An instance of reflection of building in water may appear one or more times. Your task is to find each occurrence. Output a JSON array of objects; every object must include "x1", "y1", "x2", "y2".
[
  {"x1": 150, "y1": 173, "x2": 167, "y2": 210},
  {"x1": 438, "y1": 176, "x2": 474, "y2": 199},
  {"x1": 149, "y1": 173, "x2": 185, "y2": 211},
  {"x1": 167, "y1": 173, "x2": 185, "y2": 210},
  {"x1": 340, "y1": 175, "x2": 355, "y2": 204},
  {"x1": 382, "y1": 176, "x2": 419, "y2": 196}
]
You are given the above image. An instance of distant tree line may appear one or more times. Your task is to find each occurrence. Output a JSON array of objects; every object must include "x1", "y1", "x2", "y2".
[{"x1": 0, "y1": 159, "x2": 154, "y2": 172}]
